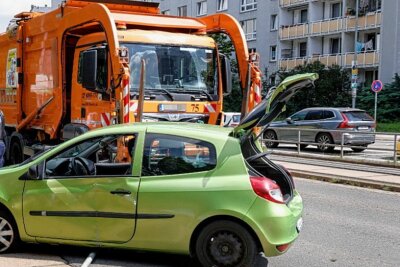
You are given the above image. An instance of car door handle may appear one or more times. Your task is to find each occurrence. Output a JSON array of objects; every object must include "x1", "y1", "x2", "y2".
[{"x1": 110, "y1": 189, "x2": 131, "y2": 195}]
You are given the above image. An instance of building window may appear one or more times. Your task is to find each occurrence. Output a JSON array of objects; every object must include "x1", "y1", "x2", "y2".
[
  {"x1": 299, "y1": 42, "x2": 307, "y2": 57},
  {"x1": 330, "y1": 38, "x2": 341, "y2": 54},
  {"x1": 240, "y1": 19, "x2": 257, "y2": 40},
  {"x1": 161, "y1": 10, "x2": 170, "y2": 15},
  {"x1": 331, "y1": 3, "x2": 342, "y2": 18},
  {"x1": 197, "y1": 1, "x2": 207, "y2": 16},
  {"x1": 241, "y1": 0, "x2": 257, "y2": 12},
  {"x1": 270, "y1": 46, "x2": 277, "y2": 61},
  {"x1": 300, "y1": 9, "x2": 308, "y2": 23},
  {"x1": 248, "y1": 48, "x2": 257, "y2": 54},
  {"x1": 178, "y1": 5, "x2": 187, "y2": 17},
  {"x1": 271, "y1": 14, "x2": 278, "y2": 31},
  {"x1": 269, "y1": 75, "x2": 276, "y2": 85},
  {"x1": 217, "y1": 0, "x2": 228, "y2": 11}
]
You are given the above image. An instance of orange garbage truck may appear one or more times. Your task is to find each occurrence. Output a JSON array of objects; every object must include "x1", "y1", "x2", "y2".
[{"x1": 0, "y1": 0, "x2": 262, "y2": 164}]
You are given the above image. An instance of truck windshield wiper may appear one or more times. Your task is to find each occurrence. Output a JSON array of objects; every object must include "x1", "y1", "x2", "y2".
[
  {"x1": 149, "y1": 89, "x2": 175, "y2": 101},
  {"x1": 201, "y1": 90, "x2": 214, "y2": 101}
]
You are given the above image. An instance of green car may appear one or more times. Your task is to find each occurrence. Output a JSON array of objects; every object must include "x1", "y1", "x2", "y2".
[{"x1": 0, "y1": 74, "x2": 317, "y2": 266}]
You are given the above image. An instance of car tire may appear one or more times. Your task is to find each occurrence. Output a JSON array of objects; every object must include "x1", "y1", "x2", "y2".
[
  {"x1": 264, "y1": 130, "x2": 279, "y2": 148},
  {"x1": 0, "y1": 211, "x2": 19, "y2": 253},
  {"x1": 9, "y1": 138, "x2": 24, "y2": 165},
  {"x1": 316, "y1": 133, "x2": 334, "y2": 152},
  {"x1": 195, "y1": 220, "x2": 258, "y2": 267}
]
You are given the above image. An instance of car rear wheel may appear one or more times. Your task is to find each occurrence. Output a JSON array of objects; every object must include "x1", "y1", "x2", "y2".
[
  {"x1": 316, "y1": 133, "x2": 334, "y2": 152},
  {"x1": 0, "y1": 211, "x2": 19, "y2": 253},
  {"x1": 264, "y1": 130, "x2": 279, "y2": 148},
  {"x1": 351, "y1": 146, "x2": 367, "y2": 152},
  {"x1": 195, "y1": 220, "x2": 258, "y2": 267}
]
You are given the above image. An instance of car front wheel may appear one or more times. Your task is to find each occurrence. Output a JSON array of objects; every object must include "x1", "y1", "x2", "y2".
[
  {"x1": 195, "y1": 220, "x2": 258, "y2": 267},
  {"x1": 0, "y1": 211, "x2": 19, "y2": 253},
  {"x1": 264, "y1": 130, "x2": 279, "y2": 148}
]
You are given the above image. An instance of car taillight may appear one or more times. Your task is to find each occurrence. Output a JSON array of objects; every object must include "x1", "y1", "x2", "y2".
[
  {"x1": 250, "y1": 176, "x2": 284, "y2": 204},
  {"x1": 338, "y1": 113, "x2": 352, "y2": 128}
]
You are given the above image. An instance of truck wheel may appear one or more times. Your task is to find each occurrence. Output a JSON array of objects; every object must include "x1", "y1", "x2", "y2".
[
  {"x1": 0, "y1": 211, "x2": 19, "y2": 253},
  {"x1": 264, "y1": 130, "x2": 279, "y2": 148},
  {"x1": 316, "y1": 133, "x2": 334, "y2": 152},
  {"x1": 9, "y1": 138, "x2": 24, "y2": 165},
  {"x1": 195, "y1": 220, "x2": 257, "y2": 267}
]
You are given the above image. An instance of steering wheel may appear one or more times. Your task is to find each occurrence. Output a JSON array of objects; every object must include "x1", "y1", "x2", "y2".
[{"x1": 71, "y1": 157, "x2": 90, "y2": 176}]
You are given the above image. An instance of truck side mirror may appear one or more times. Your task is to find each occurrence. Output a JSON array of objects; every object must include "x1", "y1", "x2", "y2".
[
  {"x1": 82, "y1": 50, "x2": 98, "y2": 90},
  {"x1": 220, "y1": 54, "x2": 232, "y2": 96}
]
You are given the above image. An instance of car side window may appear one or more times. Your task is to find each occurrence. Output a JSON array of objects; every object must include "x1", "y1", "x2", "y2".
[
  {"x1": 323, "y1": 110, "x2": 335, "y2": 119},
  {"x1": 304, "y1": 110, "x2": 323, "y2": 120},
  {"x1": 142, "y1": 134, "x2": 217, "y2": 176},
  {"x1": 45, "y1": 134, "x2": 137, "y2": 178},
  {"x1": 291, "y1": 110, "x2": 307, "y2": 121}
]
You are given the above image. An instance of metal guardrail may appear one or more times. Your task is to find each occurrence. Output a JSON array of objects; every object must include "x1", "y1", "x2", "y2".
[{"x1": 262, "y1": 127, "x2": 399, "y2": 166}]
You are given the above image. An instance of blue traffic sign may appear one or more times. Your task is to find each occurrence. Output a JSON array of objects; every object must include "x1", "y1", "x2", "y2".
[{"x1": 371, "y1": 80, "x2": 383, "y2": 93}]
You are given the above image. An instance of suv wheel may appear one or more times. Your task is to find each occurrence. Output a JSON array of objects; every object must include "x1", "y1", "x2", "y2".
[
  {"x1": 316, "y1": 133, "x2": 334, "y2": 152},
  {"x1": 264, "y1": 130, "x2": 279, "y2": 148},
  {"x1": 195, "y1": 220, "x2": 258, "y2": 267}
]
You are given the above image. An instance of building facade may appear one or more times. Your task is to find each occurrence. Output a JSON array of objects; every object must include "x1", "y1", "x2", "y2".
[{"x1": 43, "y1": 0, "x2": 400, "y2": 85}]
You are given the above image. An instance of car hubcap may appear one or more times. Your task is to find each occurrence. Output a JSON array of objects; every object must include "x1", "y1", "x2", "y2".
[
  {"x1": 265, "y1": 132, "x2": 276, "y2": 147},
  {"x1": 0, "y1": 217, "x2": 14, "y2": 252},
  {"x1": 207, "y1": 231, "x2": 244, "y2": 266},
  {"x1": 317, "y1": 135, "x2": 330, "y2": 151}
]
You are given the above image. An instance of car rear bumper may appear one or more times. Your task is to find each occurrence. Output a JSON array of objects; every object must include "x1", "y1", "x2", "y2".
[
  {"x1": 332, "y1": 132, "x2": 375, "y2": 145},
  {"x1": 245, "y1": 191, "x2": 303, "y2": 257}
]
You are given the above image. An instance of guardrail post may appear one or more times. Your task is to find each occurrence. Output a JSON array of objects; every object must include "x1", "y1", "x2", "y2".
[
  {"x1": 340, "y1": 133, "x2": 344, "y2": 159},
  {"x1": 298, "y1": 130, "x2": 301, "y2": 154},
  {"x1": 394, "y1": 134, "x2": 398, "y2": 165}
]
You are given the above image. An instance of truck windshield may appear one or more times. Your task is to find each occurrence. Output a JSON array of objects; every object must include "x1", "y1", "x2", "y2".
[{"x1": 121, "y1": 43, "x2": 217, "y2": 94}]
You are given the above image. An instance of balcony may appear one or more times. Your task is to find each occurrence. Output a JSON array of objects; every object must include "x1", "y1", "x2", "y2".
[
  {"x1": 279, "y1": 51, "x2": 380, "y2": 71},
  {"x1": 279, "y1": 0, "x2": 309, "y2": 8},
  {"x1": 279, "y1": 11, "x2": 381, "y2": 40}
]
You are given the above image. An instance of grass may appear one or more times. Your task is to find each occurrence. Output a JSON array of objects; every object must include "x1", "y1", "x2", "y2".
[{"x1": 376, "y1": 122, "x2": 400, "y2": 133}]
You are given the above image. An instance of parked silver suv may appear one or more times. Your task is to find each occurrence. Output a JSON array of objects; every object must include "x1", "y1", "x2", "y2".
[{"x1": 264, "y1": 107, "x2": 376, "y2": 152}]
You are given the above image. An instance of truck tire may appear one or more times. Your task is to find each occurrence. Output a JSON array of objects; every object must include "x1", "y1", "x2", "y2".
[{"x1": 8, "y1": 135, "x2": 24, "y2": 165}]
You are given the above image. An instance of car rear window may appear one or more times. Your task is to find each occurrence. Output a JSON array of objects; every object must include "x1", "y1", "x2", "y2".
[
  {"x1": 343, "y1": 111, "x2": 374, "y2": 121},
  {"x1": 232, "y1": 115, "x2": 241, "y2": 123}
]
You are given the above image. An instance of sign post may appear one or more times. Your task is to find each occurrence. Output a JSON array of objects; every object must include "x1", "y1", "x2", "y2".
[
  {"x1": 351, "y1": 61, "x2": 358, "y2": 108},
  {"x1": 371, "y1": 80, "x2": 383, "y2": 121}
]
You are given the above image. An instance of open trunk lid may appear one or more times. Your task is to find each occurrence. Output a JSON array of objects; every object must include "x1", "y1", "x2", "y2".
[{"x1": 237, "y1": 73, "x2": 318, "y2": 203}]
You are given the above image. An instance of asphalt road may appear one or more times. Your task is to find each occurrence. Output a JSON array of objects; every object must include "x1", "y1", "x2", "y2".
[{"x1": 1, "y1": 179, "x2": 399, "y2": 266}]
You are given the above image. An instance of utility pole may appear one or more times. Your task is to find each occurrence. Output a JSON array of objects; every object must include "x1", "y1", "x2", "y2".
[{"x1": 351, "y1": 0, "x2": 359, "y2": 108}]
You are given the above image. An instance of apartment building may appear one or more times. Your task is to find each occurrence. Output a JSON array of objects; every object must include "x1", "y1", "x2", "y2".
[{"x1": 40, "y1": 0, "x2": 400, "y2": 85}]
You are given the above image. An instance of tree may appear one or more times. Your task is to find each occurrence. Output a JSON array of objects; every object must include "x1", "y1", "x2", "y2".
[
  {"x1": 277, "y1": 61, "x2": 351, "y2": 116},
  {"x1": 358, "y1": 74, "x2": 400, "y2": 122}
]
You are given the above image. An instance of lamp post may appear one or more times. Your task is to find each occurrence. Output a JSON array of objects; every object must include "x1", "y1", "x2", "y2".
[{"x1": 351, "y1": 0, "x2": 359, "y2": 108}]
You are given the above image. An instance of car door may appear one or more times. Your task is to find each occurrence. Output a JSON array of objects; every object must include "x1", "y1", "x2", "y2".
[
  {"x1": 22, "y1": 133, "x2": 141, "y2": 243},
  {"x1": 300, "y1": 109, "x2": 324, "y2": 142}
]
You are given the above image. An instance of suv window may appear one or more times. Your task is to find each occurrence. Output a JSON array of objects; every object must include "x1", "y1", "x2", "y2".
[
  {"x1": 343, "y1": 111, "x2": 374, "y2": 121},
  {"x1": 142, "y1": 134, "x2": 217, "y2": 176},
  {"x1": 291, "y1": 110, "x2": 307, "y2": 121},
  {"x1": 323, "y1": 110, "x2": 335, "y2": 119},
  {"x1": 305, "y1": 110, "x2": 323, "y2": 120}
]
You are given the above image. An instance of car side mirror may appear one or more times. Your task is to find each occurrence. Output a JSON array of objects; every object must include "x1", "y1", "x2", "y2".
[
  {"x1": 19, "y1": 164, "x2": 42, "y2": 180},
  {"x1": 286, "y1": 117, "x2": 293, "y2": 124}
]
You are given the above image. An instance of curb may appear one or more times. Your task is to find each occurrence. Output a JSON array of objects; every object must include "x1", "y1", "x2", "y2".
[{"x1": 290, "y1": 170, "x2": 400, "y2": 193}]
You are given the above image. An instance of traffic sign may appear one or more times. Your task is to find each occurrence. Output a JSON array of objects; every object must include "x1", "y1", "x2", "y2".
[{"x1": 371, "y1": 80, "x2": 383, "y2": 93}]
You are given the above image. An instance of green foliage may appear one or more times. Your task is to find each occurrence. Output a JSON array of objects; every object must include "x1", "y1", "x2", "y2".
[
  {"x1": 211, "y1": 33, "x2": 243, "y2": 112},
  {"x1": 358, "y1": 74, "x2": 400, "y2": 123},
  {"x1": 376, "y1": 122, "x2": 400, "y2": 133},
  {"x1": 277, "y1": 62, "x2": 351, "y2": 117}
]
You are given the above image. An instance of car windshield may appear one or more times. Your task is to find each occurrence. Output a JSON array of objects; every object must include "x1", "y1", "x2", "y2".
[
  {"x1": 122, "y1": 43, "x2": 218, "y2": 94},
  {"x1": 343, "y1": 111, "x2": 374, "y2": 121}
]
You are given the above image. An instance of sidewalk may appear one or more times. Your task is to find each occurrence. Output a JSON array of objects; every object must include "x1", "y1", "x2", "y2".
[{"x1": 274, "y1": 160, "x2": 400, "y2": 192}]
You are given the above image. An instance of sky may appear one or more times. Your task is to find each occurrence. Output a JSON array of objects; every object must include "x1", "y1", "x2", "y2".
[{"x1": 0, "y1": 0, "x2": 51, "y2": 31}]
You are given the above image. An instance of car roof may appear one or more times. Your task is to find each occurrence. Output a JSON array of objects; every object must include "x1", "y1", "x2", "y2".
[{"x1": 300, "y1": 107, "x2": 365, "y2": 112}]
